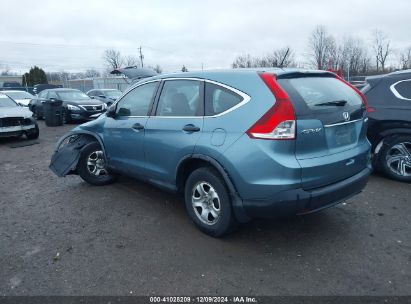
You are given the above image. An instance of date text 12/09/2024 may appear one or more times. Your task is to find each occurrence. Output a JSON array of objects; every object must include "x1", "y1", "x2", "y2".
[{"x1": 149, "y1": 296, "x2": 257, "y2": 303}]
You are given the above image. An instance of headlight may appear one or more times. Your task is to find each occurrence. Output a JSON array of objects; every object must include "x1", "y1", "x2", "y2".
[
  {"x1": 67, "y1": 104, "x2": 80, "y2": 110},
  {"x1": 103, "y1": 103, "x2": 108, "y2": 109}
]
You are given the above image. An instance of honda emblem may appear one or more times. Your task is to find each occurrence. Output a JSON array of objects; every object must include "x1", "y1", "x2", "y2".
[{"x1": 343, "y1": 112, "x2": 350, "y2": 122}]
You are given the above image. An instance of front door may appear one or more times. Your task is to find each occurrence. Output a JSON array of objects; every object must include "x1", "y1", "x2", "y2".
[{"x1": 103, "y1": 81, "x2": 159, "y2": 177}]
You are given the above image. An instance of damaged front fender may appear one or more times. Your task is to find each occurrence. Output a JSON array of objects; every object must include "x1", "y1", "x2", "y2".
[{"x1": 49, "y1": 132, "x2": 102, "y2": 177}]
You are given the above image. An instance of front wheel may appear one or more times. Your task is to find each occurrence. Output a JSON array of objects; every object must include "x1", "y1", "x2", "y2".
[
  {"x1": 26, "y1": 122, "x2": 39, "y2": 140},
  {"x1": 184, "y1": 167, "x2": 238, "y2": 237},
  {"x1": 378, "y1": 135, "x2": 411, "y2": 182},
  {"x1": 77, "y1": 142, "x2": 116, "y2": 186}
]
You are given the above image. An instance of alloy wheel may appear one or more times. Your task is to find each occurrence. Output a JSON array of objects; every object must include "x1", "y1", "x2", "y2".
[
  {"x1": 386, "y1": 142, "x2": 411, "y2": 176},
  {"x1": 87, "y1": 150, "x2": 108, "y2": 177}
]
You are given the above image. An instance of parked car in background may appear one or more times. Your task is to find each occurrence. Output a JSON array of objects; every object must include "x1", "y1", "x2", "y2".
[
  {"x1": 50, "y1": 68, "x2": 371, "y2": 236},
  {"x1": 29, "y1": 88, "x2": 106, "y2": 122},
  {"x1": 0, "y1": 92, "x2": 39, "y2": 139},
  {"x1": 33, "y1": 84, "x2": 62, "y2": 95},
  {"x1": 86, "y1": 89, "x2": 122, "y2": 106},
  {"x1": 363, "y1": 69, "x2": 411, "y2": 182},
  {"x1": 3, "y1": 90, "x2": 34, "y2": 106}
]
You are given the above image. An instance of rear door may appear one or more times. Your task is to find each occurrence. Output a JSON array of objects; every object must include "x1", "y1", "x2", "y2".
[
  {"x1": 278, "y1": 75, "x2": 369, "y2": 189},
  {"x1": 144, "y1": 79, "x2": 204, "y2": 187}
]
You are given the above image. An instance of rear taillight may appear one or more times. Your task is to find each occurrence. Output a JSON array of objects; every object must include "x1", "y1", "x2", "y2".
[
  {"x1": 336, "y1": 76, "x2": 375, "y2": 113},
  {"x1": 247, "y1": 73, "x2": 296, "y2": 140}
]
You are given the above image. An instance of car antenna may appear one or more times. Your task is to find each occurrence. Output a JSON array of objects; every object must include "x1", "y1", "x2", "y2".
[{"x1": 279, "y1": 47, "x2": 290, "y2": 68}]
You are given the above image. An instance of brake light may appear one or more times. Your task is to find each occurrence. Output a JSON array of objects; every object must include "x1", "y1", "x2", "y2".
[
  {"x1": 336, "y1": 76, "x2": 375, "y2": 113},
  {"x1": 247, "y1": 73, "x2": 296, "y2": 140}
]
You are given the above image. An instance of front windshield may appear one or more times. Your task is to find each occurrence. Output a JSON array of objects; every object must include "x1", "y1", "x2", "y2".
[
  {"x1": 0, "y1": 94, "x2": 18, "y2": 107},
  {"x1": 57, "y1": 91, "x2": 90, "y2": 101},
  {"x1": 105, "y1": 90, "x2": 122, "y2": 98},
  {"x1": 6, "y1": 91, "x2": 33, "y2": 100}
]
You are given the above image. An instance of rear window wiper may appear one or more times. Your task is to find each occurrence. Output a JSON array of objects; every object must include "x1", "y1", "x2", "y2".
[{"x1": 315, "y1": 100, "x2": 347, "y2": 107}]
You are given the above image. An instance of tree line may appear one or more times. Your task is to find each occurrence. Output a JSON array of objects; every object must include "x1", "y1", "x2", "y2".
[{"x1": 232, "y1": 25, "x2": 411, "y2": 77}]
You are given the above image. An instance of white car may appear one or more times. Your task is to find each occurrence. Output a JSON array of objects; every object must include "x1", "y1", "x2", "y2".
[
  {"x1": 0, "y1": 93, "x2": 39, "y2": 139},
  {"x1": 3, "y1": 90, "x2": 34, "y2": 107}
]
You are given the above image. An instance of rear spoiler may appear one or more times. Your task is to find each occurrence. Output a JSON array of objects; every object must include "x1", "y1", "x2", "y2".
[
  {"x1": 110, "y1": 66, "x2": 157, "y2": 82},
  {"x1": 277, "y1": 71, "x2": 337, "y2": 79}
]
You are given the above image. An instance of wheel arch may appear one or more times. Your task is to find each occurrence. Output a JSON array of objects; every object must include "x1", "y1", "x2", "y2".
[
  {"x1": 175, "y1": 154, "x2": 251, "y2": 223},
  {"x1": 374, "y1": 128, "x2": 411, "y2": 154}
]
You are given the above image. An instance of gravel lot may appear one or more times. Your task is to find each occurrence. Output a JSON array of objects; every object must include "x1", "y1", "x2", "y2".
[{"x1": 0, "y1": 121, "x2": 410, "y2": 296}]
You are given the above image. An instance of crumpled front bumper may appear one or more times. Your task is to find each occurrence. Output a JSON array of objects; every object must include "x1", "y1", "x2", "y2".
[{"x1": 49, "y1": 134, "x2": 94, "y2": 177}]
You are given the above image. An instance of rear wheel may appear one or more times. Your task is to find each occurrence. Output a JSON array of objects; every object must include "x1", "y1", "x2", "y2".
[
  {"x1": 378, "y1": 135, "x2": 411, "y2": 182},
  {"x1": 184, "y1": 167, "x2": 238, "y2": 237},
  {"x1": 77, "y1": 142, "x2": 116, "y2": 186}
]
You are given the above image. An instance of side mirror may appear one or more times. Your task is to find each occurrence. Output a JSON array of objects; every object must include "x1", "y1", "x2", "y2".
[
  {"x1": 98, "y1": 95, "x2": 106, "y2": 99},
  {"x1": 106, "y1": 105, "x2": 116, "y2": 118},
  {"x1": 89, "y1": 96, "x2": 95, "y2": 99}
]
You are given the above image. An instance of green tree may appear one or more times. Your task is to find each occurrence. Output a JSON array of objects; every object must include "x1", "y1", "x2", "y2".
[{"x1": 22, "y1": 66, "x2": 48, "y2": 86}]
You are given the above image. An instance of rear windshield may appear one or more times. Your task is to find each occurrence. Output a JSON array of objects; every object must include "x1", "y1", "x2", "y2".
[{"x1": 283, "y1": 77, "x2": 363, "y2": 110}]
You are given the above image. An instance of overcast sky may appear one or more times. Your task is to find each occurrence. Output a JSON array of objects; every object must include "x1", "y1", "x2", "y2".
[{"x1": 0, "y1": 0, "x2": 410, "y2": 74}]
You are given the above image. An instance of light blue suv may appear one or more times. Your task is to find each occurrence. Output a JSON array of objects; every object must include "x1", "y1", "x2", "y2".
[{"x1": 50, "y1": 68, "x2": 372, "y2": 236}]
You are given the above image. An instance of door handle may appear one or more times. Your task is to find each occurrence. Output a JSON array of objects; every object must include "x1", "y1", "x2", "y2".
[
  {"x1": 132, "y1": 123, "x2": 144, "y2": 130},
  {"x1": 182, "y1": 124, "x2": 200, "y2": 132}
]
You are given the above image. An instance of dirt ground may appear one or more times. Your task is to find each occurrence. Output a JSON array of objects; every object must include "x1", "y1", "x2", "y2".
[{"x1": 0, "y1": 121, "x2": 410, "y2": 296}]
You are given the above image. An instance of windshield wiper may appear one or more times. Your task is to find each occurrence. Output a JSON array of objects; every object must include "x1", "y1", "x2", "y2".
[{"x1": 315, "y1": 100, "x2": 347, "y2": 107}]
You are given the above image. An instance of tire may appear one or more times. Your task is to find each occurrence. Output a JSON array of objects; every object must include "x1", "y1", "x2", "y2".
[
  {"x1": 378, "y1": 135, "x2": 411, "y2": 182},
  {"x1": 26, "y1": 122, "x2": 39, "y2": 140},
  {"x1": 77, "y1": 142, "x2": 116, "y2": 186},
  {"x1": 184, "y1": 167, "x2": 238, "y2": 237}
]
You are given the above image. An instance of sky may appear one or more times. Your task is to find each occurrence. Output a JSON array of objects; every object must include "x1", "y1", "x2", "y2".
[{"x1": 0, "y1": 0, "x2": 410, "y2": 74}]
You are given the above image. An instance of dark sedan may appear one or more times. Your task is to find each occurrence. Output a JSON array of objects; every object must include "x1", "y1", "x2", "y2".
[
  {"x1": 29, "y1": 88, "x2": 107, "y2": 122},
  {"x1": 86, "y1": 89, "x2": 122, "y2": 107}
]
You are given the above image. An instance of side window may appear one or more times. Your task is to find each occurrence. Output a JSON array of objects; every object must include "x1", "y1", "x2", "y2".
[
  {"x1": 88, "y1": 91, "x2": 96, "y2": 96},
  {"x1": 156, "y1": 80, "x2": 201, "y2": 116},
  {"x1": 392, "y1": 79, "x2": 411, "y2": 100},
  {"x1": 116, "y1": 82, "x2": 158, "y2": 117},
  {"x1": 48, "y1": 91, "x2": 58, "y2": 99},
  {"x1": 205, "y1": 82, "x2": 243, "y2": 116},
  {"x1": 38, "y1": 91, "x2": 47, "y2": 98}
]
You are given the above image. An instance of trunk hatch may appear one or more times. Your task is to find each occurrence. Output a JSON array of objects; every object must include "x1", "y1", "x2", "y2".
[{"x1": 278, "y1": 75, "x2": 368, "y2": 189}]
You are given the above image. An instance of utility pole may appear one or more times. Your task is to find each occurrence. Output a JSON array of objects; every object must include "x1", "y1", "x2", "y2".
[{"x1": 139, "y1": 46, "x2": 144, "y2": 68}]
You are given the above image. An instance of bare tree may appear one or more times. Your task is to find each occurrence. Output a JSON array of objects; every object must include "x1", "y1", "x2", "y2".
[
  {"x1": 337, "y1": 37, "x2": 371, "y2": 76},
  {"x1": 232, "y1": 54, "x2": 254, "y2": 68},
  {"x1": 124, "y1": 55, "x2": 140, "y2": 67},
  {"x1": 399, "y1": 47, "x2": 411, "y2": 70},
  {"x1": 263, "y1": 47, "x2": 295, "y2": 67},
  {"x1": 372, "y1": 29, "x2": 391, "y2": 72},
  {"x1": 232, "y1": 48, "x2": 295, "y2": 69},
  {"x1": 85, "y1": 69, "x2": 101, "y2": 78},
  {"x1": 148, "y1": 64, "x2": 163, "y2": 74},
  {"x1": 307, "y1": 25, "x2": 336, "y2": 70},
  {"x1": 103, "y1": 49, "x2": 124, "y2": 70}
]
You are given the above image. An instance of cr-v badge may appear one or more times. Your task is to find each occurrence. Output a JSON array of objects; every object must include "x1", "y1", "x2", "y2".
[
  {"x1": 301, "y1": 128, "x2": 322, "y2": 134},
  {"x1": 343, "y1": 112, "x2": 350, "y2": 121}
]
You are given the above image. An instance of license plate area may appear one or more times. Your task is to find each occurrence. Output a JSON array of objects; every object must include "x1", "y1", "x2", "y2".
[{"x1": 328, "y1": 123, "x2": 356, "y2": 148}]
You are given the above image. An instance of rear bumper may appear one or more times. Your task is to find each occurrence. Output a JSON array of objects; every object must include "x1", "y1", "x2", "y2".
[{"x1": 239, "y1": 167, "x2": 371, "y2": 219}]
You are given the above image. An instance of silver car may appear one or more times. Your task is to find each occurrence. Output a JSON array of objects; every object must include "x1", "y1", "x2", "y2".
[{"x1": 0, "y1": 92, "x2": 39, "y2": 139}]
